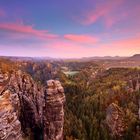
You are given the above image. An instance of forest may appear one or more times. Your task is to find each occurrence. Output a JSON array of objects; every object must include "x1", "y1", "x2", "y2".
[{"x1": 0, "y1": 57, "x2": 140, "y2": 140}]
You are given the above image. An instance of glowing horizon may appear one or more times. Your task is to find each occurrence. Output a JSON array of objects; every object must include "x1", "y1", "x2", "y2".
[{"x1": 0, "y1": 0, "x2": 140, "y2": 58}]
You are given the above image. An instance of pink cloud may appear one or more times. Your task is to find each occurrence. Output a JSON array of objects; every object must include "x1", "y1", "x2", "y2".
[
  {"x1": 1, "y1": 36, "x2": 139, "y2": 58},
  {"x1": 43, "y1": 41, "x2": 97, "y2": 58},
  {"x1": 43, "y1": 36, "x2": 140, "y2": 58},
  {"x1": 102, "y1": 37, "x2": 140, "y2": 56},
  {"x1": 78, "y1": 0, "x2": 124, "y2": 27},
  {"x1": 111, "y1": 37, "x2": 140, "y2": 49},
  {"x1": 64, "y1": 34, "x2": 99, "y2": 44},
  {"x1": 0, "y1": 22, "x2": 58, "y2": 39}
]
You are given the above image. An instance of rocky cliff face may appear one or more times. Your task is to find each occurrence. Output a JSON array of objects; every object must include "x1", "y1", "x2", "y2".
[
  {"x1": 0, "y1": 90, "x2": 22, "y2": 140},
  {"x1": 106, "y1": 103, "x2": 127, "y2": 138},
  {"x1": 0, "y1": 70, "x2": 65, "y2": 140}
]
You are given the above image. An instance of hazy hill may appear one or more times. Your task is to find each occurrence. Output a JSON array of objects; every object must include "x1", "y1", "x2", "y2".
[{"x1": 128, "y1": 54, "x2": 140, "y2": 61}]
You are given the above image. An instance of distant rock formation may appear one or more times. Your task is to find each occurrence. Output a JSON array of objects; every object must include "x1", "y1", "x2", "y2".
[
  {"x1": 106, "y1": 103, "x2": 126, "y2": 138},
  {"x1": 43, "y1": 80, "x2": 65, "y2": 140},
  {"x1": 128, "y1": 75, "x2": 140, "y2": 92},
  {"x1": 128, "y1": 54, "x2": 140, "y2": 61}
]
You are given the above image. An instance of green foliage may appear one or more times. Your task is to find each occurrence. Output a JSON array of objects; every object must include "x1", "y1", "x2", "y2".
[{"x1": 63, "y1": 68, "x2": 140, "y2": 140}]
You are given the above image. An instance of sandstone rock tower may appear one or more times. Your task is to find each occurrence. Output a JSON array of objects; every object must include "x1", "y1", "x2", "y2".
[{"x1": 43, "y1": 80, "x2": 65, "y2": 140}]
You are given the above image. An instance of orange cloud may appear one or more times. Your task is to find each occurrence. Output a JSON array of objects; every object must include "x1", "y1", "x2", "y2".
[
  {"x1": 0, "y1": 22, "x2": 58, "y2": 39},
  {"x1": 64, "y1": 34, "x2": 99, "y2": 44}
]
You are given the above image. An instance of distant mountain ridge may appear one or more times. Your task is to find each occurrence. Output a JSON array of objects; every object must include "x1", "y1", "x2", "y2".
[
  {"x1": 0, "y1": 54, "x2": 140, "y2": 61},
  {"x1": 80, "y1": 56, "x2": 126, "y2": 61},
  {"x1": 128, "y1": 54, "x2": 140, "y2": 61}
]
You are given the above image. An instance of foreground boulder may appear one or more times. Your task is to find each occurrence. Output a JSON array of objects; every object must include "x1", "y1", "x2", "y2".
[
  {"x1": 43, "y1": 80, "x2": 65, "y2": 140},
  {"x1": 106, "y1": 103, "x2": 126, "y2": 138}
]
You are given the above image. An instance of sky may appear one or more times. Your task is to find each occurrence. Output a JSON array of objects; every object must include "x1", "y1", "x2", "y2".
[{"x1": 0, "y1": 0, "x2": 140, "y2": 58}]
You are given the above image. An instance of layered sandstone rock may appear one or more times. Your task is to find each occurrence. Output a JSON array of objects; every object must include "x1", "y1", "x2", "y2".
[
  {"x1": 106, "y1": 103, "x2": 126, "y2": 138},
  {"x1": 7, "y1": 70, "x2": 44, "y2": 139},
  {"x1": 0, "y1": 70, "x2": 65, "y2": 140},
  {"x1": 43, "y1": 80, "x2": 65, "y2": 140},
  {"x1": 0, "y1": 90, "x2": 22, "y2": 140},
  {"x1": 0, "y1": 71, "x2": 43, "y2": 140}
]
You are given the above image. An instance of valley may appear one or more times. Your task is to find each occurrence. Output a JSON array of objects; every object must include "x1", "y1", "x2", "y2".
[{"x1": 0, "y1": 55, "x2": 140, "y2": 140}]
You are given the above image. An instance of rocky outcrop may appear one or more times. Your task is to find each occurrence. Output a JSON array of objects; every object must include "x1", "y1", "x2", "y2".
[
  {"x1": 128, "y1": 75, "x2": 140, "y2": 92},
  {"x1": 5, "y1": 70, "x2": 44, "y2": 139},
  {"x1": 43, "y1": 80, "x2": 65, "y2": 140},
  {"x1": 0, "y1": 70, "x2": 43, "y2": 140},
  {"x1": 0, "y1": 90, "x2": 22, "y2": 140},
  {"x1": 0, "y1": 70, "x2": 65, "y2": 140},
  {"x1": 106, "y1": 103, "x2": 126, "y2": 138}
]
